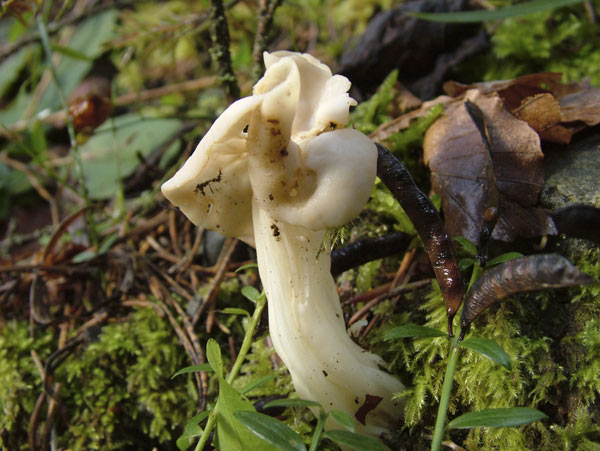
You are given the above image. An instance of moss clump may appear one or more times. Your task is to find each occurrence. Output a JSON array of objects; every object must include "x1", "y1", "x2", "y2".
[
  {"x1": 0, "y1": 322, "x2": 54, "y2": 450},
  {"x1": 57, "y1": 307, "x2": 199, "y2": 449},
  {"x1": 368, "y1": 248, "x2": 600, "y2": 450}
]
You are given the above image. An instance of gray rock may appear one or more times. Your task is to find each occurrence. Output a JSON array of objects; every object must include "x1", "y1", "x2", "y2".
[
  {"x1": 540, "y1": 132, "x2": 600, "y2": 257},
  {"x1": 541, "y1": 133, "x2": 600, "y2": 209}
]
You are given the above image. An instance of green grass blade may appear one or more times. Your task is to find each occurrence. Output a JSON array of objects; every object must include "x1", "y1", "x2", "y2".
[
  {"x1": 409, "y1": 0, "x2": 583, "y2": 23},
  {"x1": 448, "y1": 407, "x2": 548, "y2": 429},
  {"x1": 459, "y1": 337, "x2": 511, "y2": 370}
]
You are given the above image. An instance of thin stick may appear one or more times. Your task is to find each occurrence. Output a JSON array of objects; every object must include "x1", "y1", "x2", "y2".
[
  {"x1": 251, "y1": 0, "x2": 283, "y2": 81},
  {"x1": 208, "y1": 0, "x2": 240, "y2": 101},
  {"x1": 36, "y1": 15, "x2": 98, "y2": 246},
  {"x1": 192, "y1": 238, "x2": 238, "y2": 327}
]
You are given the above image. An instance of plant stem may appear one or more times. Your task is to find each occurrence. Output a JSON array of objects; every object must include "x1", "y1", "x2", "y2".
[
  {"x1": 195, "y1": 410, "x2": 217, "y2": 451},
  {"x1": 309, "y1": 409, "x2": 327, "y2": 451},
  {"x1": 194, "y1": 295, "x2": 268, "y2": 450},
  {"x1": 252, "y1": 0, "x2": 283, "y2": 81},
  {"x1": 36, "y1": 14, "x2": 98, "y2": 246},
  {"x1": 227, "y1": 296, "x2": 267, "y2": 384},
  {"x1": 430, "y1": 262, "x2": 482, "y2": 451},
  {"x1": 431, "y1": 336, "x2": 461, "y2": 451}
]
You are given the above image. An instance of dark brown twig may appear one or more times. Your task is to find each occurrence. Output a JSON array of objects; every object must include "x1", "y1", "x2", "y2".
[
  {"x1": 330, "y1": 232, "x2": 410, "y2": 277},
  {"x1": 252, "y1": 0, "x2": 284, "y2": 81},
  {"x1": 208, "y1": 0, "x2": 240, "y2": 100}
]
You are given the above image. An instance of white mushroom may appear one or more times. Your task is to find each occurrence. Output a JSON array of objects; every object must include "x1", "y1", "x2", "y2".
[{"x1": 162, "y1": 51, "x2": 403, "y2": 436}]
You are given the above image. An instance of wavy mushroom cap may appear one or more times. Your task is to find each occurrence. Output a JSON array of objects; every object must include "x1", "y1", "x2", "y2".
[{"x1": 162, "y1": 51, "x2": 375, "y2": 237}]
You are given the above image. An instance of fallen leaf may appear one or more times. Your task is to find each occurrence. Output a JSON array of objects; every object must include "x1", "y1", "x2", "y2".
[
  {"x1": 460, "y1": 254, "x2": 594, "y2": 337},
  {"x1": 558, "y1": 82, "x2": 600, "y2": 127},
  {"x1": 444, "y1": 73, "x2": 600, "y2": 143},
  {"x1": 423, "y1": 90, "x2": 555, "y2": 244},
  {"x1": 442, "y1": 72, "x2": 563, "y2": 110},
  {"x1": 512, "y1": 93, "x2": 571, "y2": 144}
]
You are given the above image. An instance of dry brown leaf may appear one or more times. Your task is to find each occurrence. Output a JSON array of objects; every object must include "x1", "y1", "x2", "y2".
[
  {"x1": 423, "y1": 90, "x2": 555, "y2": 244},
  {"x1": 443, "y1": 72, "x2": 563, "y2": 109},
  {"x1": 512, "y1": 93, "x2": 572, "y2": 144},
  {"x1": 444, "y1": 73, "x2": 600, "y2": 143},
  {"x1": 559, "y1": 83, "x2": 600, "y2": 126}
]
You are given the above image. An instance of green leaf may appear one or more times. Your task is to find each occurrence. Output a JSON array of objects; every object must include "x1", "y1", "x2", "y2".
[
  {"x1": 234, "y1": 411, "x2": 306, "y2": 451},
  {"x1": 176, "y1": 412, "x2": 209, "y2": 450},
  {"x1": 171, "y1": 364, "x2": 214, "y2": 379},
  {"x1": 323, "y1": 430, "x2": 388, "y2": 451},
  {"x1": 176, "y1": 426, "x2": 203, "y2": 451},
  {"x1": 448, "y1": 407, "x2": 548, "y2": 429},
  {"x1": 241, "y1": 285, "x2": 264, "y2": 303},
  {"x1": 71, "y1": 232, "x2": 120, "y2": 263},
  {"x1": 459, "y1": 258, "x2": 476, "y2": 272},
  {"x1": 98, "y1": 232, "x2": 119, "y2": 254},
  {"x1": 80, "y1": 115, "x2": 182, "y2": 199},
  {"x1": 71, "y1": 249, "x2": 98, "y2": 263},
  {"x1": 408, "y1": 0, "x2": 583, "y2": 23},
  {"x1": 215, "y1": 379, "x2": 278, "y2": 451},
  {"x1": 459, "y1": 337, "x2": 511, "y2": 370},
  {"x1": 220, "y1": 308, "x2": 250, "y2": 317},
  {"x1": 486, "y1": 252, "x2": 524, "y2": 267},
  {"x1": 263, "y1": 398, "x2": 321, "y2": 409},
  {"x1": 0, "y1": 44, "x2": 38, "y2": 98},
  {"x1": 384, "y1": 324, "x2": 447, "y2": 340},
  {"x1": 50, "y1": 43, "x2": 93, "y2": 61},
  {"x1": 454, "y1": 237, "x2": 478, "y2": 256},
  {"x1": 206, "y1": 339, "x2": 224, "y2": 378},
  {"x1": 329, "y1": 410, "x2": 355, "y2": 432},
  {"x1": 187, "y1": 411, "x2": 210, "y2": 427},
  {"x1": 239, "y1": 374, "x2": 277, "y2": 395},
  {"x1": 236, "y1": 263, "x2": 259, "y2": 272}
]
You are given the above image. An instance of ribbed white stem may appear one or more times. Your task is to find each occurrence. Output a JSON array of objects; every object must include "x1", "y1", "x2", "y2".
[{"x1": 253, "y1": 200, "x2": 403, "y2": 435}]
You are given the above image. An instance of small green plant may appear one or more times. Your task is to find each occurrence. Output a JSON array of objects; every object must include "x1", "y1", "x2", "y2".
[
  {"x1": 384, "y1": 238, "x2": 593, "y2": 451},
  {"x1": 174, "y1": 285, "x2": 273, "y2": 451},
  {"x1": 234, "y1": 398, "x2": 388, "y2": 451}
]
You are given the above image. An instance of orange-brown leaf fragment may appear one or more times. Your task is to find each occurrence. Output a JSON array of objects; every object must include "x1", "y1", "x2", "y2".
[
  {"x1": 423, "y1": 90, "x2": 555, "y2": 245},
  {"x1": 512, "y1": 93, "x2": 572, "y2": 144}
]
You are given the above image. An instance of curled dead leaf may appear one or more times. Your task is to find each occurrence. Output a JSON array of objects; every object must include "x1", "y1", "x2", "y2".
[
  {"x1": 444, "y1": 73, "x2": 600, "y2": 143},
  {"x1": 423, "y1": 90, "x2": 555, "y2": 245},
  {"x1": 459, "y1": 254, "x2": 594, "y2": 339}
]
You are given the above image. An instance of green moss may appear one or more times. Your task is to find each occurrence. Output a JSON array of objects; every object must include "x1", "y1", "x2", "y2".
[
  {"x1": 58, "y1": 307, "x2": 198, "y2": 449},
  {"x1": 0, "y1": 322, "x2": 54, "y2": 450},
  {"x1": 370, "y1": 248, "x2": 600, "y2": 449},
  {"x1": 350, "y1": 69, "x2": 398, "y2": 134},
  {"x1": 465, "y1": 7, "x2": 600, "y2": 85}
]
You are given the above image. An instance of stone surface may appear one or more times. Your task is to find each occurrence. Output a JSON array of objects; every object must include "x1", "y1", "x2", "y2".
[
  {"x1": 540, "y1": 131, "x2": 600, "y2": 257},
  {"x1": 540, "y1": 132, "x2": 600, "y2": 209}
]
